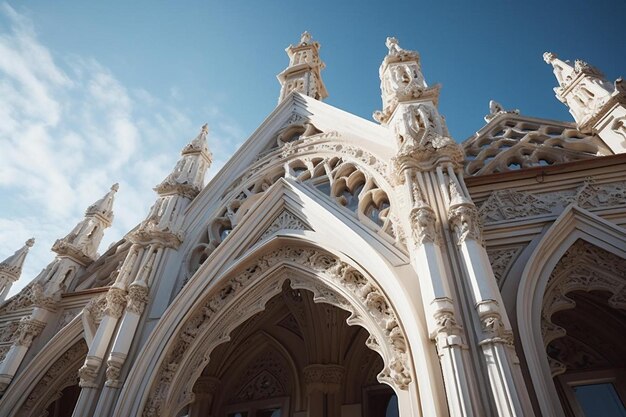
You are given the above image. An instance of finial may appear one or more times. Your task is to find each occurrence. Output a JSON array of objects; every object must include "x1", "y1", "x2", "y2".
[
  {"x1": 386, "y1": 37, "x2": 401, "y2": 54},
  {"x1": 300, "y1": 31, "x2": 311, "y2": 45},
  {"x1": 489, "y1": 100, "x2": 503, "y2": 114},
  {"x1": 201, "y1": 123, "x2": 209, "y2": 134},
  {"x1": 484, "y1": 100, "x2": 519, "y2": 122},
  {"x1": 111, "y1": 183, "x2": 119, "y2": 192},
  {"x1": 25, "y1": 238, "x2": 35, "y2": 247},
  {"x1": 543, "y1": 52, "x2": 556, "y2": 64}
]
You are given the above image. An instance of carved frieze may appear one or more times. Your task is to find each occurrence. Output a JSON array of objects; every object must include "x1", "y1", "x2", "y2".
[{"x1": 479, "y1": 180, "x2": 626, "y2": 224}]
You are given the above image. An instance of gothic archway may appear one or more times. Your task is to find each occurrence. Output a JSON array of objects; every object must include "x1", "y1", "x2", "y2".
[
  {"x1": 517, "y1": 205, "x2": 626, "y2": 417},
  {"x1": 141, "y1": 244, "x2": 414, "y2": 417},
  {"x1": 14, "y1": 339, "x2": 87, "y2": 417},
  {"x1": 180, "y1": 282, "x2": 397, "y2": 417}
]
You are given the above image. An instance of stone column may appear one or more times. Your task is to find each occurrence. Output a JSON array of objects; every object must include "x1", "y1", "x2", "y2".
[
  {"x1": 303, "y1": 364, "x2": 344, "y2": 417},
  {"x1": 445, "y1": 168, "x2": 534, "y2": 417},
  {"x1": 402, "y1": 169, "x2": 480, "y2": 417}
]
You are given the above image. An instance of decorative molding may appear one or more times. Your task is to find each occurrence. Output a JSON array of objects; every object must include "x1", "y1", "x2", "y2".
[
  {"x1": 104, "y1": 287, "x2": 127, "y2": 319},
  {"x1": 258, "y1": 210, "x2": 311, "y2": 242},
  {"x1": 126, "y1": 284, "x2": 150, "y2": 315},
  {"x1": 479, "y1": 180, "x2": 626, "y2": 224},
  {"x1": 142, "y1": 246, "x2": 412, "y2": 417},
  {"x1": 542, "y1": 240, "x2": 626, "y2": 376}
]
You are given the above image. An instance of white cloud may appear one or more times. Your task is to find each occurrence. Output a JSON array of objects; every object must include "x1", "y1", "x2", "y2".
[{"x1": 0, "y1": 4, "x2": 244, "y2": 297}]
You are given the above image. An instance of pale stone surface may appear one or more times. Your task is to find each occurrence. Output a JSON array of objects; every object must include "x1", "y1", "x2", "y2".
[{"x1": 0, "y1": 35, "x2": 625, "y2": 417}]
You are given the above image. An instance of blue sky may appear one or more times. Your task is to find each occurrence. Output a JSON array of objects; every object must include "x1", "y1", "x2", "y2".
[{"x1": 1, "y1": 0, "x2": 625, "y2": 296}]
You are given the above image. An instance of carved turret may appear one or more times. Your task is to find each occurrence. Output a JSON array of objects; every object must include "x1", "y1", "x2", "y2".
[
  {"x1": 0, "y1": 238, "x2": 35, "y2": 301},
  {"x1": 131, "y1": 124, "x2": 212, "y2": 248},
  {"x1": 52, "y1": 184, "x2": 118, "y2": 265},
  {"x1": 544, "y1": 52, "x2": 626, "y2": 153},
  {"x1": 154, "y1": 124, "x2": 212, "y2": 199},
  {"x1": 277, "y1": 31, "x2": 328, "y2": 103},
  {"x1": 375, "y1": 37, "x2": 462, "y2": 176}
]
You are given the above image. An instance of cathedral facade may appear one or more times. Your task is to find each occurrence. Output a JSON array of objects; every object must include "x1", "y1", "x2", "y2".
[{"x1": 0, "y1": 33, "x2": 625, "y2": 417}]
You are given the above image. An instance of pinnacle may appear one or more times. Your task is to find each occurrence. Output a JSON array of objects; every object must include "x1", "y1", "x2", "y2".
[
  {"x1": 25, "y1": 238, "x2": 35, "y2": 247},
  {"x1": 543, "y1": 52, "x2": 557, "y2": 64}
]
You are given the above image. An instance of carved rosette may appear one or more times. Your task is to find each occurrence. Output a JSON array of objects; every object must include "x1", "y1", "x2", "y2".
[
  {"x1": 303, "y1": 364, "x2": 345, "y2": 394},
  {"x1": 142, "y1": 246, "x2": 413, "y2": 417},
  {"x1": 14, "y1": 318, "x2": 46, "y2": 347},
  {"x1": 126, "y1": 284, "x2": 150, "y2": 315},
  {"x1": 448, "y1": 204, "x2": 482, "y2": 245},
  {"x1": 104, "y1": 287, "x2": 127, "y2": 319}
]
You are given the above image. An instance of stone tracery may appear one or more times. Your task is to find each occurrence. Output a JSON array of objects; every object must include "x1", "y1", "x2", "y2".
[
  {"x1": 541, "y1": 240, "x2": 626, "y2": 376},
  {"x1": 186, "y1": 141, "x2": 398, "y2": 277}
]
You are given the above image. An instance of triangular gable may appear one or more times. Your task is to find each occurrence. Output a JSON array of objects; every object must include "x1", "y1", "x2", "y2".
[
  {"x1": 189, "y1": 93, "x2": 394, "y2": 216},
  {"x1": 462, "y1": 113, "x2": 612, "y2": 176}
]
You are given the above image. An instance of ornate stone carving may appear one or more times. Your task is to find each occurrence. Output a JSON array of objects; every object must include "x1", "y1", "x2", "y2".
[
  {"x1": 487, "y1": 247, "x2": 523, "y2": 284},
  {"x1": 463, "y1": 116, "x2": 609, "y2": 176},
  {"x1": 390, "y1": 103, "x2": 463, "y2": 175},
  {"x1": 542, "y1": 240, "x2": 626, "y2": 375},
  {"x1": 83, "y1": 294, "x2": 107, "y2": 325},
  {"x1": 258, "y1": 210, "x2": 312, "y2": 241},
  {"x1": 127, "y1": 284, "x2": 150, "y2": 315},
  {"x1": 303, "y1": 364, "x2": 345, "y2": 393},
  {"x1": 448, "y1": 204, "x2": 482, "y2": 245},
  {"x1": 408, "y1": 183, "x2": 440, "y2": 246},
  {"x1": 232, "y1": 350, "x2": 290, "y2": 401},
  {"x1": 479, "y1": 180, "x2": 626, "y2": 224},
  {"x1": 14, "y1": 318, "x2": 46, "y2": 347},
  {"x1": 143, "y1": 246, "x2": 412, "y2": 416},
  {"x1": 104, "y1": 287, "x2": 127, "y2": 319}
]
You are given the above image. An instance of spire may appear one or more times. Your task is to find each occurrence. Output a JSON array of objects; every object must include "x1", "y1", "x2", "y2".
[
  {"x1": 374, "y1": 37, "x2": 441, "y2": 124},
  {"x1": 375, "y1": 37, "x2": 462, "y2": 174},
  {"x1": 0, "y1": 238, "x2": 35, "y2": 301},
  {"x1": 154, "y1": 123, "x2": 212, "y2": 199},
  {"x1": 51, "y1": 184, "x2": 119, "y2": 264},
  {"x1": 543, "y1": 52, "x2": 623, "y2": 131},
  {"x1": 277, "y1": 31, "x2": 328, "y2": 103}
]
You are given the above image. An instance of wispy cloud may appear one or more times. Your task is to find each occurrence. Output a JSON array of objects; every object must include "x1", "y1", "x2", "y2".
[{"x1": 0, "y1": 4, "x2": 244, "y2": 297}]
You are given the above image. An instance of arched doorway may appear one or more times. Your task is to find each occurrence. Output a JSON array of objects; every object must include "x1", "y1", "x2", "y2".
[
  {"x1": 541, "y1": 240, "x2": 626, "y2": 416},
  {"x1": 123, "y1": 242, "x2": 416, "y2": 417},
  {"x1": 184, "y1": 282, "x2": 398, "y2": 417}
]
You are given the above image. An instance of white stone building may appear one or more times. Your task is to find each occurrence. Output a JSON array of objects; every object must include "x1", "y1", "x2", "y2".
[{"x1": 0, "y1": 33, "x2": 625, "y2": 417}]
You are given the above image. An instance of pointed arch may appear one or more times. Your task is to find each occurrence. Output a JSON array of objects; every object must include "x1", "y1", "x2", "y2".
[
  {"x1": 112, "y1": 179, "x2": 443, "y2": 417},
  {"x1": 516, "y1": 204, "x2": 626, "y2": 417},
  {"x1": 0, "y1": 314, "x2": 87, "y2": 416}
]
